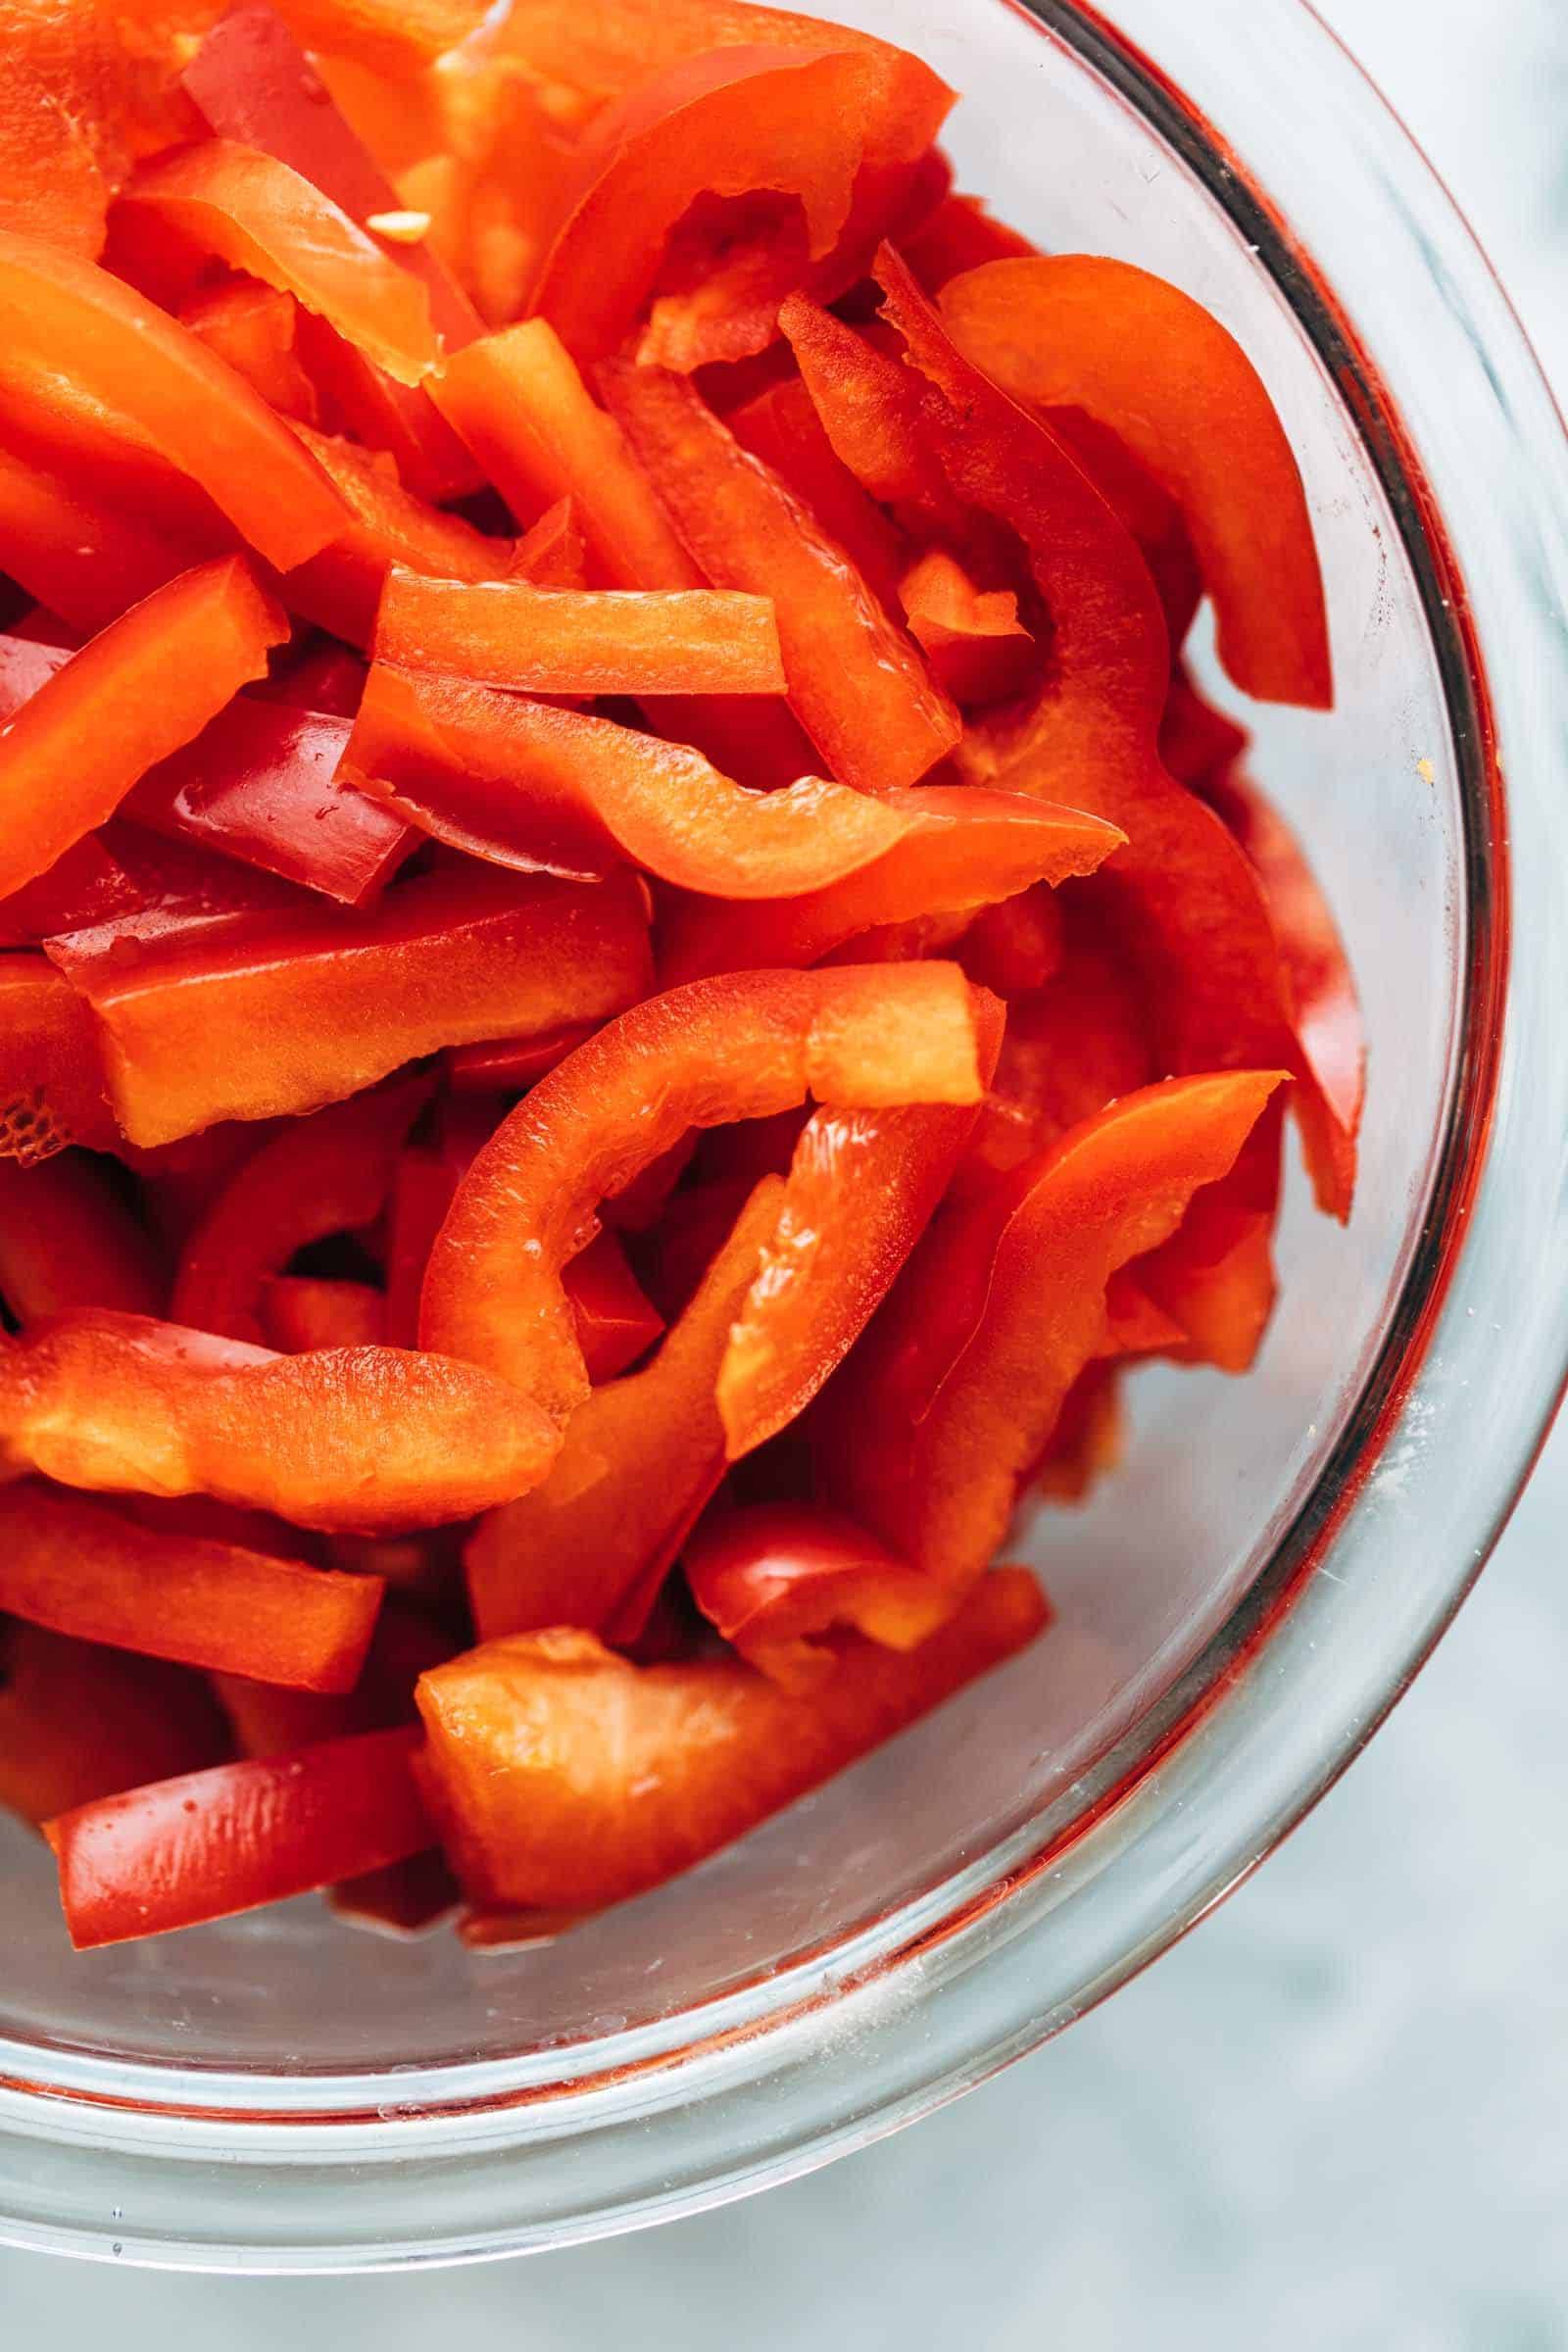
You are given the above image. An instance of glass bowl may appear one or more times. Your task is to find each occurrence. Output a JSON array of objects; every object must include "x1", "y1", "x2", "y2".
[{"x1": 3, "y1": 0, "x2": 1567, "y2": 2273}]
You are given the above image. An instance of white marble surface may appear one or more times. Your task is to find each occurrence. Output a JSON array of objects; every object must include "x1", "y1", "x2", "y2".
[{"x1": 7, "y1": 2, "x2": 1568, "y2": 2339}]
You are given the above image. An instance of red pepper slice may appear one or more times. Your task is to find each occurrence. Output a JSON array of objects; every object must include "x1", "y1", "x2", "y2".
[
  {"x1": 660, "y1": 786, "x2": 1122, "y2": 983},
  {"x1": 330, "y1": 1849, "x2": 459, "y2": 1936},
  {"x1": 442, "y1": 1022, "x2": 596, "y2": 1097},
  {"x1": 180, "y1": 277, "x2": 319, "y2": 422},
  {"x1": 685, "y1": 1503, "x2": 955, "y2": 1690},
  {"x1": 52, "y1": 862, "x2": 651, "y2": 1147},
  {"x1": 374, "y1": 570, "x2": 787, "y2": 699},
  {"x1": 1135, "y1": 1092, "x2": 1285, "y2": 1373},
  {"x1": 0, "y1": 952, "x2": 114, "y2": 1161},
  {"x1": 603, "y1": 360, "x2": 958, "y2": 792},
  {"x1": 343, "y1": 663, "x2": 913, "y2": 899},
  {"x1": 897, "y1": 547, "x2": 1036, "y2": 707},
  {"x1": 0, "y1": 1480, "x2": 384, "y2": 1690},
  {"x1": 1159, "y1": 663, "x2": 1251, "y2": 793},
  {"x1": 821, "y1": 1071, "x2": 1285, "y2": 1596},
  {"x1": 955, "y1": 884, "x2": 1064, "y2": 998},
  {"x1": 46, "y1": 1723, "x2": 432, "y2": 1948},
  {"x1": 0, "y1": 1310, "x2": 560, "y2": 1531},
  {"x1": 939, "y1": 256, "x2": 1332, "y2": 707},
  {"x1": 465, "y1": 1176, "x2": 783, "y2": 1643},
  {"x1": 562, "y1": 1229, "x2": 666, "y2": 1385},
  {"x1": 0, "y1": 1623, "x2": 227, "y2": 1831},
  {"x1": 261, "y1": 1275, "x2": 387, "y2": 1353},
  {"x1": 1032, "y1": 1360, "x2": 1124, "y2": 1505},
  {"x1": 0, "y1": 55, "x2": 110, "y2": 261},
  {"x1": 172, "y1": 1073, "x2": 430, "y2": 1343},
  {"x1": 0, "y1": 559, "x2": 286, "y2": 901},
  {"x1": 0, "y1": 447, "x2": 188, "y2": 637},
  {"x1": 510, "y1": 497, "x2": 587, "y2": 590},
  {"x1": 415, "y1": 1568, "x2": 1046, "y2": 1914},
  {"x1": 728, "y1": 374, "x2": 911, "y2": 615},
  {"x1": 212, "y1": 1592, "x2": 454, "y2": 1757},
  {"x1": 903, "y1": 192, "x2": 1037, "y2": 290},
  {"x1": 258, "y1": 634, "x2": 367, "y2": 718},
  {"x1": 478, "y1": 0, "x2": 927, "y2": 113},
  {"x1": 0, "y1": 1152, "x2": 166, "y2": 1323},
  {"x1": 0, "y1": 231, "x2": 349, "y2": 571},
  {"x1": 0, "y1": 832, "x2": 142, "y2": 950},
  {"x1": 421, "y1": 962, "x2": 987, "y2": 1408}
]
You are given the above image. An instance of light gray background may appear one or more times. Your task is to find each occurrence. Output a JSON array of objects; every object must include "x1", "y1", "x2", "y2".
[{"x1": 6, "y1": 2, "x2": 1568, "y2": 2340}]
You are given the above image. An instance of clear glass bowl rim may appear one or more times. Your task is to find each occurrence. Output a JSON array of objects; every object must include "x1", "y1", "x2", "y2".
[{"x1": 3, "y1": 0, "x2": 1567, "y2": 2271}]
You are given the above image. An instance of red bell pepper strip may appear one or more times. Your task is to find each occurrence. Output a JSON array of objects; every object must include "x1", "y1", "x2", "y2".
[
  {"x1": 477, "y1": 0, "x2": 928, "y2": 113},
  {"x1": 416, "y1": 1567, "x2": 1046, "y2": 1914},
  {"x1": 684, "y1": 1503, "x2": 956, "y2": 1690},
  {"x1": 1135, "y1": 1091, "x2": 1285, "y2": 1373},
  {"x1": 179, "y1": 277, "x2": 319, "y2": 422},
  {"x1": 52, "y1": 862, "x2": 651, "y2": 1147},
  {"x1": 342, "y1": 663, "x2": 913, "y2": 899},
  {"x1": 0, "y1": 56, "x2": 110, "y2": 260},
  {"x1": 262, "y1": 1275, "x2": 387, "y2": 1353},
  {"x1": 1032, "y1": 1360, "x2": 1124, "y2": 1505},
  {"x1": 0, "y1": 231, "x2": 349, "y2": 571},
  {"x1": 421, "y1": 962, "x2": 986, "y2": 1408},
  {"x1": 727, "y1": 375, "x2": 910, "y2": 615},
  {"x1": 563, "y1": 1230, "x2": 667, "y2": 1384},
  {"x1": 46, "y1": 1723, "x2": 433, "y2": 1948},
  {"x1": 0, "y1": 832, "x2": 142, "y2": 950},
  {"x1": 717, "y1": 985, "x2": 1004, "y2": 1459},
  {"x1": 660, "y1": 787, "x2": 1122, "y2": 984},
  {"x1": 212, "y1": 1591, "x2": 454, "y2": 1758},
  {"x1": 115, "y1": 141, "x2": 440, "y2": 388},
  {"x1": 172, "y1": 1073, "x2": 430, "y2": 1343},
  {"x1": 1042, "y1": 405, "x2": 1201, "y2": 653},
  {"x1": 256, "y1": 634, "x2": 367, "y2": 718},
  {"x1": 0, "y1": 559, "x2": 286, "y2": 901},
  {"x1": 0, "y1": 1310, "x2": 561, "y2": 1531},
  {"x1": 897, "y1": 547, "x2": 1035, "y2": 707},
  {"x1": 955, "y1": 884, "x2": 1064, "y2": 997},
  {"x1": 0, "y1": 1623, "x2": 228, "y2": 1831},
  {"x1": 1159, "y1": 663, "x2": 1251, "y2": 793},
  {"x1": 0, "y1": 450, "x2": 186, "y2": 638},
  {"x1": 330, "y1": 1849, "x2": 460, "y2": 1936},
  {"x1": 374, "y1": 570, "x2": 787, "y2": 699},
  {"x1": 0, "y1": 1152, "x2": 166, "y2": 1323},
  {"x1": 939, "y1": 256, "x2": 1332, "y2": 707},
  {"x1": 0, "y1": 953, "x2": 114, "y2": 1161},
  {"x1": 903, "y1": 191, "x2": 1037, "y2": 290},
  {"x1": 510, "y1": 497, "x2": 588, "y2": 590},
  {"x1": 0, "y1": 1480, "x2": 385, "y2": 1691},
  {"x1": 442, "y1": 1022, "x2": 596, "y2": 1096},
  {"x1": 821, "y1": 1071, "x2": 1285, "y2": 1597},
  {"x1": 532, "y1": 42, "x2": 953, "y2": 369},
  {"x1": 603, "y1": 360, "x2": 959, "y2": 792},
  {"x1": 464, "y1": 1178, "x2": 784, "y2": 1646}
]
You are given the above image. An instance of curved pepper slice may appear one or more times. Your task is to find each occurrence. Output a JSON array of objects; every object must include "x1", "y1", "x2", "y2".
[
  {"x1": 821, "y1": 1071, "x2": 1285, "y2": 1595},
  {"x1": 415, "y1": 1568, "x2": 1045, "y2": 1914},
  {"x1": 421, "y1": 961, "x2": 986, "y2": 1408},
  {"x1": 0, "y1": 1152, "x2": 166, "y2": 1323},
  {"x1": 660, "y1": 787, "x2": 1122, "y2": 983},
  {"x1": 602, "y1": 360, "x2": 958, "y2": 791},
  {"x1": 1135, "y1": 1092, "x2": 1285, "y2": 1373},
  {"x1": 443, "y1": 1022, "x2": 595, "y2": 1096},
  {"x1": 262, "y1": 1275, "x2": 387, "y2": 1353},
  {"x1": 0, "y1": 1310, "x2": 560, "y2": 1531},
  {"x1": 0, "y1": 1623, "x2": 227, "y2": 1831},
  {"x1": 0, "y1": 55, "x2": 110, "y2": 260},
  {"x1": 180, "y1": 277, "x2": 319, "y2": 421},
  {"x1": 532, "y1": 43, "x2": 952, "y2": 368},
  {"x1": 0, "y1": 953, "x2": 113, "y2": 1161},
  {"x1": 52, "y1": 862, "x2": 651, "y2": 1147},
  {"x1": 903, "y1": 192, "x2": 1036, "y2": 290},
  {"x1": 955, "y1": 884, "x2": 1064, "y2": 998},
  {"x1": 0, "y1": 231, "x2": 348, "y2": 570},
  {"x1": 898, "y1": 547, "x2": 1035, "y2": 708},
  {"x1": 172, "y1": 1073, "x2": 430, "y2": 1344},
  {"x1": 510, "y1": 497, "x2": 587, "y2": 590},
  {"x1": 0, "y1": 558, "x2": 286, "y2": 901},
  {"x1": 0, "y1": 448, "x2": 188, "y2": 636},
  {"x1": 684, "y1": 1502, "x2": 955, "y2": 1690},
  {"x1": 343, "y1": 662, "x2": 912, "y2": 899},
  {"x1": 475, "y1": 0, "x2": 925, "y2": 112},
  {"x1": 939, "y1": 256, "x2": 1332, "y2": 707},
  {"x1": 115, "y1": 140, "x2": 439, "y2": 388},
  {"x1": 465, "y1": 1176, "x2": 784, "y2": 1643},
  {"x1": 0, "y1": 1480, "x2": 384, "y2": 1691},
  {"x1": 46, "y1": 1723, "x2": 432, "y2": 1948},
  {"x1": 374, "y1": 570, "x2": 786, "y2": 698},
  {"x1": 728, "y1": 374, "x2": 910, "y2": 614}
]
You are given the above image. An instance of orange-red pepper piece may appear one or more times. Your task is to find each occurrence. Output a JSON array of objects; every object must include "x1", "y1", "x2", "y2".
[
  {"x1": 603, "y1": 359, "x2": 958, "y2": 791},
  {"x1": 415, "y1": 1568, "x2": 1046, "y2": 1914},
  {"x1": 261, "y1": 1275, "x2": 387, "y2": 1353},
  {"x1": 0, "y1": 953, "x2": 113, "y2": 1162},
  {"x1": 0, "y1": 447, "x2": 189, "y2": 636},
  {"x1": 421, "y1": 962, "x2": 986, "y2": 1408},
  {"x1": 0, "y1": 1480, "x2": 384, "y2": 1691},
  {"x1": 903, "y1": 191, "x2": 1036, "y2": 290},
  {"x1": 0, "y1": 1623, "x2": 227, "y2": 1831},
  {"x1": 728, "y1": 374, "x2": 910, "y2": 614},
  {"x1": 0, "y1": 1310, "x2": 561, "y2": 1532},
  {"x1": 939, "y1": 256, "x2": 1332, "y2": 708},
  {"x1": 684, "y1": 1502, "x2": 956, "y2": 1690},
  {"x1": 0, "y1": 1152, "x2": 166, "y2": 1323},
  {"x1": 510, "y1": 497, "x2": 588, "y2": 590},
  {"x1": 0, "y1": 231, "x2": 349, "y2": 571},
  {"x1": 0, "y1": 558, "x2": 286, "y2": 902},
  {"x1": 442, "y1": 1022, "x2": 596, "y2": 1097},
  {"x1": 476, "y1": 0, "x2": 927, "y2": 113},
  {"x1": 898, "y1": 546, "x2": 1036, "y2": 707},
  {"x1": 1135, "y1": 1092, "x2": 1285, "y2": 1373},
  {"x1": 47, "y1": 1723, "x2": 432, "y2": 1948},
  {"x1": 180, "y1": 277, "x2": 319, "y2": 422},
  {"x1": 342, "y1": 662, "x2": 913, "y2": 900},
  {"x1": 0, "y1": 54, "x2": 111, "y2": 260}
]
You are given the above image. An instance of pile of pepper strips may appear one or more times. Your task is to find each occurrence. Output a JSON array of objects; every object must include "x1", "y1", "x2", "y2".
[{"x1": 0, "y1": 0, "x2": 1361, "y2": 1951}]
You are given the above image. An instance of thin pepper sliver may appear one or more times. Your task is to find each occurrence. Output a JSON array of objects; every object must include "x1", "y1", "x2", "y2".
[
  {"x1": 0, "y1": 1622, "x2": 228, "y2": 1831},
  {"x1": 684, "y1": 1503, "x2": 955, "y2": 1690}
]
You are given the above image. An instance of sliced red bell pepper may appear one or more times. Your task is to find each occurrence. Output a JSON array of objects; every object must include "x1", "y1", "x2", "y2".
[
  {"x1": 659, "y1": 786, "x2": 1122, "y2": 983},
  {"x1": 416, "y1": 1567, "x2": 1046, "y2": 1913},
  {"x1": 179, "y1": 277, "x2": 319, "y2": 422},
  {"x1": 172, "y1": 1072, "x2": 430, "y2": 1343},
  {"x1": 464, "y1": 1177, "x2": 783, "y2": 1645},
  {"x1": 0, "y1": 448, "x2": 189, "y2": 637},
  {"x1": 46, "y1": 1723, "x2": 433, "y2": 1947},
  {"x1": 821, "y1": 1071, "x2": 1285, "y2": 1596},
  {"x1": 898, "y1": 547, "x2": 1035, "y2": 707},
  {"x1": 0, "y1": 1309, "x2": 561, "y2": 1531},
  {"x1": 903, "y1": 191, "x2": 1037, "y2": 290},
  {"x1": 0, "y1": 832, "x2": 143, "y2": 950},
  {"x1": 0, "y1": 56, "x2": 110, "y2": 261},
  {"x1": 1032, "y1": 1360, "x2": 1124, "y2": 1505},
  {"x1": 955, "y1": 883, "x2": 1064, "y2": 998},
  {"x1": 442, "y1": 1021, "x2": 596, "y2": 1096},
  {"x1": 0, "y1": 1623, "x2": 228, "y2": 1831},
  {"x1": 0, "y1": 1479, "x2": 384, "y2": 1690},
  {"x1": 939, "y1": 256, "x2": 1332, "y2": 707},
  {"x1": 330, "y1": 1849, "x2": 460, "y2": 1936},
  {"x1": 374, "y1": 570, "x2": 787, "y2": 699},
  {"x1": 0, "y1": 953, "x2": 114, "y2": 1161},
  {"x1": 421, "y1": 961, "x2": 987, "y2": 1408},
  {"x1": 343, "y1": 662, "x2": 913, "y2": 899},
  {"x1": 261, "y1": 1275, "x2": 387, "y2": 1353},
  {"x1": 478, "y1": 0, "x2": 928, "y2": 112},
  {"x1": 0, "y1": 559, "x2": 286, "y2": 901},
  {"x1": 727, "y1": 374, "x2": 910, "y2": 615},
  {"x1": 210, "y1": 1589, "x2": 452, "y2": 1757},
  {"x1": 1135, "y1": 1091, "x2": 1285, "y2": 1372},
  {"x1": 51, "y1": 862, "x2": 651, "y2": 1147},
  {"x1": 1159, "y1": 663, "x2": 1251, "y2": 793},
  {"x1": 256, "y1": 633, "x2": 368, "y2": 718},
  {"x1": 563, "y1": 1229, "x2": 666, "y2": 1384},
  {"x1": 1042, "y1": 405, "x2": 1201, "y2": 653},
  {"x1": 684, "y1": 1502, "x2": 956, "y2": 1690},
  {"x1": 0, "y1": 1152, "x2": 166, "y2": 1323},
  {"x1": 510, "y1": 497, "x2": 587, "y2": 590},
  {"x1": 603, "y1": 360, "x2": 958, "y2": 791},
  {"x1": 0, "y1": 231, "x2": 349, "y2": 570}
]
